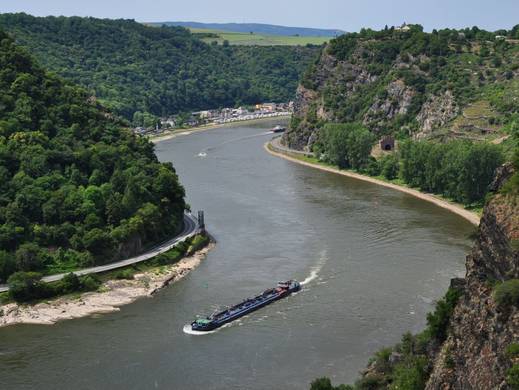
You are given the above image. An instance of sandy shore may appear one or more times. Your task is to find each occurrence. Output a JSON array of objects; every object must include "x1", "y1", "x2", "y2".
[
  {"x1": 265, "y1": 141, "x2": 480, "y2": 226},
  {"x1": 150, "y1": 115, "x2": 290, "y2": 144},
  {"x1": 0, "y1": 243, "x2": 214, "y2": 327}
]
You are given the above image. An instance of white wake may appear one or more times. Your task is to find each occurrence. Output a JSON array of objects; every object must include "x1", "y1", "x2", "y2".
[
  {"x1": 182, "y1": 322, "x2": 234, "y2": 336},
  {"x1": 301, "y1": 250, "x2": 328, "y2": 286}
]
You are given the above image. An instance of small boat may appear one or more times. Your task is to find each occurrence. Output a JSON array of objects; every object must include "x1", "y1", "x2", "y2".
[
  {"x1": 271, "y1": 125, "x2": 286, "y2": 133},
  {"x1": 191, "y1": 280, "x2": 300, "y2": 332}
]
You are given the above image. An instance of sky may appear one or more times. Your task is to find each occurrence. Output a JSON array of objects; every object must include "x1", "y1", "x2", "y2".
[{"x1": 1, "y1": 0, "x2": 518, "y2": 32}]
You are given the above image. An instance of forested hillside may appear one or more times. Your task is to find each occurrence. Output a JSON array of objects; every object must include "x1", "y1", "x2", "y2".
[
  {"x1": 285, "y1": 24, "x2": 519, "y2": 148},
  {"x1": 0, "y1": 29, "x2": 186, "y2": 285},
  {"x1": 282, "y1": 24, "x2": 519, "y2": 207},
  {"x1": 0, "y1": 13, "x2": 320, "y2": 120}
]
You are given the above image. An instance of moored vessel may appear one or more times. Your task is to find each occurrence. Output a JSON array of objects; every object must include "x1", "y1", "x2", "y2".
[
  {"x1": 271, "y1": 125, "x2": 286, "y2": 133},
  {"x1": 191, "y1": 280, "x2": 300, "y2": 332}
]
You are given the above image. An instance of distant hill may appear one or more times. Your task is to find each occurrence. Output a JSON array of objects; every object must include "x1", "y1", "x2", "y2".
[
  {"x1": 0, "y1": 13, "x2": 320, "y2": 119},
  {"x1": 148, "y1": 21, "x2": 345, "y2": 37}
]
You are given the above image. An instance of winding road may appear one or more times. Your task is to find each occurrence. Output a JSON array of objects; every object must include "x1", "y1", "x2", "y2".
[{"x1": 0, "y1": 213, "x2": 199, "y2": 293}]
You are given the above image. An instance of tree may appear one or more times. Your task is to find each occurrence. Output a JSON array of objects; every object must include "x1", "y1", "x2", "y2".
[
  {"x1": 7, "y1": 271, "x2": 47, "y2": 302},
  {"x1": 0, "y1": 251, "x2": 16, "y2": 283},
  {"x1": 321, "y1": 123, "x2": 375, "y2": 170},
  {"x1": 15, "y1": 243, "x2": 45, "y2": 272}
]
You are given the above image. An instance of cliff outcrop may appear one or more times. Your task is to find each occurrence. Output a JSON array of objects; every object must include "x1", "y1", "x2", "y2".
[
  {"x1": 426, "y1": 173, "x2": 518, "y2": 389},
  {"x1": 285, "y1": 26, "x2": 518, "y2": 151}
]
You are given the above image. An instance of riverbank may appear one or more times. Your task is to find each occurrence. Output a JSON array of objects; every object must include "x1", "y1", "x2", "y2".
[
  {"x1": 0, "y1": 243, "x2": 214, "y2": 327},
  {"x1": 265, "y1": 139, "x2": 480, "y2": 226},
  {"x1": 150, "y1": 115, "x2": 290, "y2": 144}
]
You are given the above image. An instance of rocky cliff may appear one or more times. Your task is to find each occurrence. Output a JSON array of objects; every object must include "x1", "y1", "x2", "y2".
[
  {"x1": 285, "y1": 26, "x2": 519, "y2": 151},
  {"x1": 426, "y1": 170, "x2": 519, "y2": 389}
]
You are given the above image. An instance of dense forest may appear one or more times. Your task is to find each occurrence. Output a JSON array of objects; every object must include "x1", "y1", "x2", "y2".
[
  {"x1": 0, "y1": 30, "x2": 186, "y2": 286},
  {"x1": 0, "y1": 13, "x2": 320, "y2": 120},
  {"x1": 314, "y1": 123, "x2": 507, "y2": 205}
]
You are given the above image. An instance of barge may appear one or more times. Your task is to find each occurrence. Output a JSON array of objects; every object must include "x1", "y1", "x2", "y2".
[{"x1": 191, "y1": 280, "x2": 300, "y2": 332}]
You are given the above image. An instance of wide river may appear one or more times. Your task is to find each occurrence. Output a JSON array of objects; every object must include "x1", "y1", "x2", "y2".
[{"x1": 0, "y1": 119, "x2": 473, "y2": 389}]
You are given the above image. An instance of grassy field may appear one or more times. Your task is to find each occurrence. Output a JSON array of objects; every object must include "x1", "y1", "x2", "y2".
[{"x1": 190, "y1": 28, "x2": 330, "y2": 46}]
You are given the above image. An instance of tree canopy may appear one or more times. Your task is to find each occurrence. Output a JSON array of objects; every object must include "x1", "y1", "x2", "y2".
[
  {"x1": 0, "y1": 13, "x2": 320, "y2": 120},
  {"x1": 0, "y1": 30, "x2": 186, "y2": 283}
]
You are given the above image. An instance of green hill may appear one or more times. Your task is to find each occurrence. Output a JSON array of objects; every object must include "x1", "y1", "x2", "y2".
[
  {"x1": 0, "y1": 13, "x2": 320, "y2": 120},
  {"x1": 283, "y1": 24, "x2": 519, "y2": 206},
  {"x1": 0, "y1": 29, "x2": 186, "y2": 284},
  {"x1": 286, "y1": 24, "x2": 519, "y2": 149}
]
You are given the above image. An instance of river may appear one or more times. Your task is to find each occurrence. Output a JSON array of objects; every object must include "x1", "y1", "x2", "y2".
[{"x1": 0, "y1": 119, "x2": 473, "y2": 389}]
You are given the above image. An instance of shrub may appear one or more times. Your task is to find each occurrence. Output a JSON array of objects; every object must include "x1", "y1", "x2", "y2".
[
  {"x1": 80, "y1": 275, "x2": 101, "y2": 291},
  {"x1": 59, "y1": 272, "x2": 81, "y2": 293},
  {"x1": 7, "y1": 272, "x2": 48, "y2": 302},
  {"x1": 355, "y1": 374, "x2": 385, "y2": 390},
  {"x1": 310, "y1": 377, "x2": 333, "y2": 390},
  {"x1": 0, "y1": 250, "x2": 16, "y2": 284},
  {"x1": 380, "y1": 154, "x2": 400, "y2": 180},
  {"x1": 426, "y1": 287, "x2": 462, "y2": 342},
  {"x1": 390, "y1": 356, "x2": 428, "y2": 390},
  {"x1": 373, "y1": 347, "x2": 393, "y2": 374},
  {"x1": 309, "y1": 378, "x2": 353, "y2": 390},
  {"x1": 15, "y1": 243, "x2": 46, "y2": 272},
  {"x1": 506, "y1": 343, "x2": 519, "y2": 359},
  {"x1": 188, "y1": 234, "x2": 209, "y2": 253},
  {"x1": 494, "y1": 279, "x2": 519, "y2": 308},
  {"x1": 115, "y1": 269, "x2": 134, "y2": 280},
  {"x1": 507, "y1": 364, "x2": 519, "y2": 388}
]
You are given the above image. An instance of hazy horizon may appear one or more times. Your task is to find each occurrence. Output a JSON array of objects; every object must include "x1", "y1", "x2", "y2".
[{"x1": 1, "y1": 0, "x2": 519, "y2": 32}]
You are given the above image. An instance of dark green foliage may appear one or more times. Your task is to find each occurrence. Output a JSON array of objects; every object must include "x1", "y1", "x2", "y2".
[
  {"x1": 379, "y1": 154, "x2": 400, "y2": 180},
  {"x1": 310, "y1": 377, "x2": 353, "y2": 390},
  {"x1": 354, "y1": 374, "x2": 385, "y2": 390},
  {"x1": 15, "y1": 243, "x2": 47, "y2": 271},
  {"x1": 390, "y1": 356, "x2": 428, "y2": 390},
  {"x1": 115, "y1": 269, "x2": 134, "y2": 280},
  {"x1": 0, "y1": 250, "x2": 16, "y2": 283},
  {"x1": 494, "y1": 279, "x2": 519, "y2": 308},
  {"x1": 58, "y1": 272, "x2": 81, "y2": 293},
  {"x1": 507, "y1": 364, "x2": 519, "y2": 389},
  {"x1": 0, "y1": 30, "x2": 186, "y2": 281},
  {"x1": 320, "y1": 123, "x2": 375, "y2": 169},
  {"x1": 400, "y1": 140, "x2": 503, "y2": 204},
  {"x1": 0, "y1": 13, "x2": 319, "y2": 119},
  {"x1": 506, "y1": 343, "x2": 519, "y2": 359},
  {"x1": 7, "y1": 271, "x2": 48, "y2": 302},
  {"x1": 319, "y1": 125, "x2": 502, "y2": 205},
  {"x1": 426, "y1": 287, "x2": 462, "y2": 342},
  {"x1": 79, "y1": 275, "x2": 101, "y2": 291}
]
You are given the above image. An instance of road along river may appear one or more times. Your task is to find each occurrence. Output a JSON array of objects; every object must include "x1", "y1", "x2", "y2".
[{"x1": 0, "y1": 119, "x2": 473, "y2": 389}]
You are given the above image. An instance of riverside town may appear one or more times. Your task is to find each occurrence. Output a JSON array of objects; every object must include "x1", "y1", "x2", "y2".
[{"x1": 133, "y1": 102, "x2": 293, "y2": 136}]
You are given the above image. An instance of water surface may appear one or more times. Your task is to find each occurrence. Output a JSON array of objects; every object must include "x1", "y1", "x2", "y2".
[{"x1": 0, "y1": 120, "x2": 473, "y2": 389}]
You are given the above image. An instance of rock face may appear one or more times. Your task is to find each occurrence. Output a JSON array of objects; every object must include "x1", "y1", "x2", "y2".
[
  {"x1": 416, "y1": 91, "x2": 459, "y2": 139},
  {"x1": 363, "y1": 79, "x2": 416, "y2": 133},
  {"x1": 283, "y1": 30, "x2": 517, "y2": 151},
  {"x1": 426, "y1": 171, "x2": 519, "y2": 389}
]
